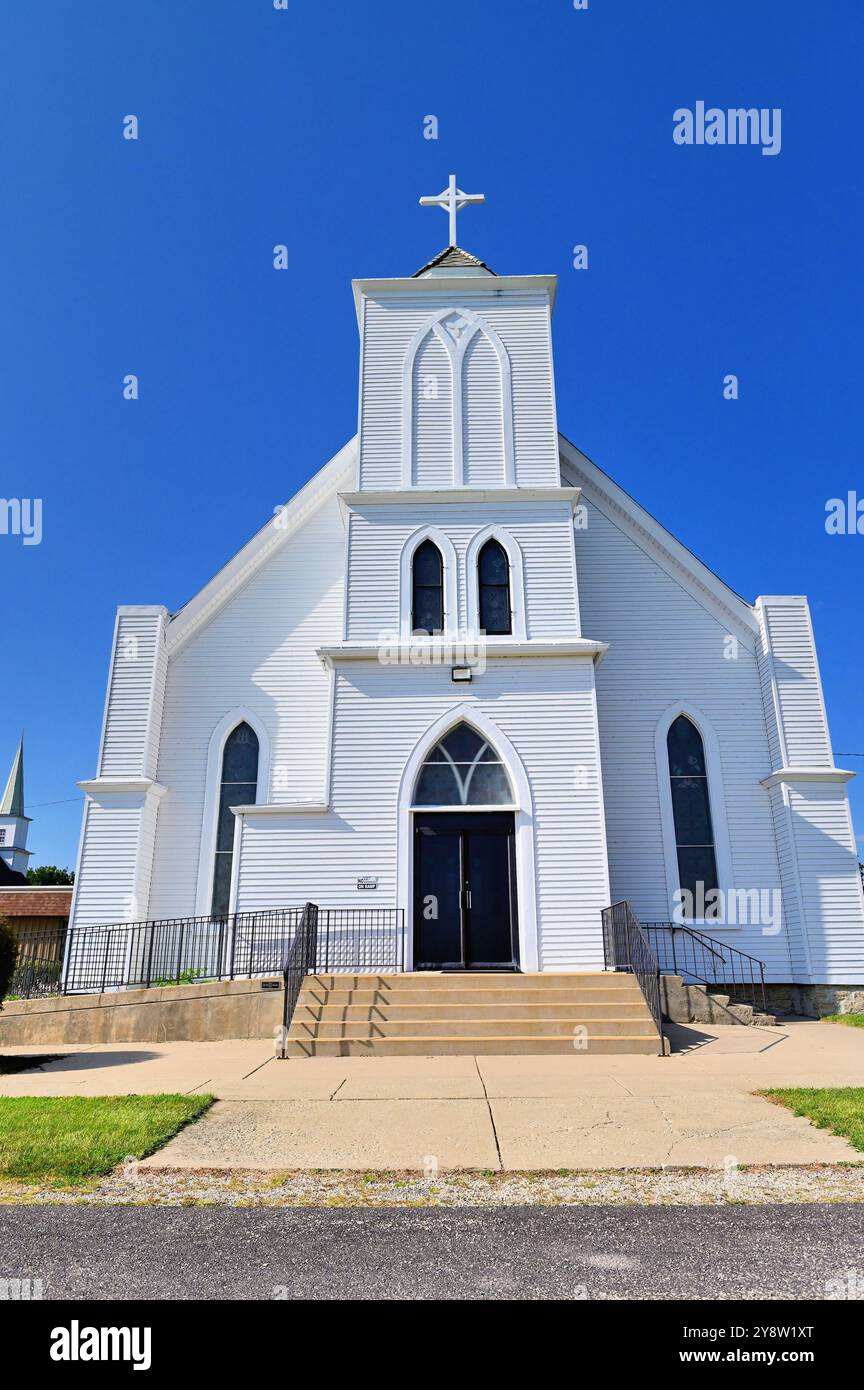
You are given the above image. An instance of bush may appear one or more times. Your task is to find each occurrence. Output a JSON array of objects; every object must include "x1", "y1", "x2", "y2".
[
  {"x1": 0, "y1": 919, "x2": 18, "y2": 1007},
  {"x1": 8, "y1": 955, "x2": 62, "y2": 1001}
]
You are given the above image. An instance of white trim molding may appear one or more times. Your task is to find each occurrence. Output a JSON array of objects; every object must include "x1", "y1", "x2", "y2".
[
  {"x1": 396, "y1": 702, "x2": 539, "y2": 973},
  {"x1": 398, "y1": 526, "x2": 459, "y2": 638},
  {"x1": 654, "y1": 702, "x2": 735, "y2": 926},
  {"x1": 761, "y1": 767, "x2": 855, "y2": 789},
  {"x1": 317, "y1": 638, "x2": 608, "y2": 666},
  {"x1": 464, "y1": 525, "x2": 527, "y2": 640},
  {"x1": 195, "y1": 707, "x2": 272, "y2": 915},
  {"x1": 400, "y1": 308, "x2": 515, "y2": 487},
  {"x1": 341, "y1": 486, "x2": 581, "y2": 507}
]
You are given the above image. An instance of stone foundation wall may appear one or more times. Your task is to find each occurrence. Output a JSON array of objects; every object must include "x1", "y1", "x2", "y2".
[
  {"x1": 0, "y1": 977, "x2": 285, "y2": 1045},
  {"x1": 760, "y1": 984, "x2": 864, "y2": 1019}
]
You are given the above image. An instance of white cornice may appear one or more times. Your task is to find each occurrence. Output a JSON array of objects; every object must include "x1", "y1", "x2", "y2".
[
  {"x1": 317, "y1": 638, "x2": 607, "y2": 667},
  {"x1": 761, "y1": 767, "x2": 855, "y2": 789},
  {"x1": 340, "y1": 486, "x2": 580, "y2": 509},
  {"x1": 164, "y1": 438, "x2": 357, "y2": 658},
  {"x1": 352, "y1": 274, "x2": 557, "y2": 328},
  {"x1": 78, "y1": 778, "x2": 167, "y2": 798}
]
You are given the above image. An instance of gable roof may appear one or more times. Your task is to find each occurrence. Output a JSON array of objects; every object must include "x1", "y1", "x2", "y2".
[
  {"x1": 413, "y1": 246, "x2": 496, "y2": 276},
  {"x1": 558, "y1": 433, "x2": 759, "y2": 638},
  {"x1": 164, "y1": 436, "x2": 357, "y2": 656},
  {"x1": 157, "y1": 426, "x2": 759, "y2": 663}
]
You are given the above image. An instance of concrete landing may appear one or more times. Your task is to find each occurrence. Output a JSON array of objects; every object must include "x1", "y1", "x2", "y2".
[{"x1": 2, "y1": 1019, "x2": 862, "y2": 1171}]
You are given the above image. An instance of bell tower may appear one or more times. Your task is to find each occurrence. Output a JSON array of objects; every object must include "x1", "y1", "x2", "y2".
[{"x1": 0, "y1": 737, "x2": 31, "y2": 879}]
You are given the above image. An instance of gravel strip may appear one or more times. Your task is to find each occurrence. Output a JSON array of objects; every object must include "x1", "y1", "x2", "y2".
[{"x1": 2, "y1": 1164, "x2": 864, "y2": 1208}]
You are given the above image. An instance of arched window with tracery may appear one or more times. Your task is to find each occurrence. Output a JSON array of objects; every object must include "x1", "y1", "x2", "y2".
[
  {"x1": 412, "y1": 538, "x2": 444, "y2": 634},
  {"x1": 211, "y1": 722, "x2": 259, "y2": 916},
  {"x1": 477, "y1": 538, "x2": 511, "y2": 634},
  {"x1": 413, "y1": 722, "x2": 513, "y2": 806},
  {"x1": 666, "y1": 715, "x2": 718, "y2": 913}
]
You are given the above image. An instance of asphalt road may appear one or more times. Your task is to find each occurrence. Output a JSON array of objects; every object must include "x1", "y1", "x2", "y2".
[{"x1": 1, "y1": 1204, "x2": 863, "y2": 1300}]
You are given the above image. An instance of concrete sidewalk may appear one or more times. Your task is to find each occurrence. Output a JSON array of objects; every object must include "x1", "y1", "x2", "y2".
[{"x1": 1, "y1": 1020, "x2": 862, "y2": 1170}]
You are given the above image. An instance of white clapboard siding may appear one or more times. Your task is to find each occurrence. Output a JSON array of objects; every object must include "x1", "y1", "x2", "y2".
[
  {"x1": 145, "y1": 491, "x2": 345, "y2": 920},
  {"x1": 412, "y1": 331, "x2": 453, "y2": 486},
  {"x1": 345, "y1": 501, "x2": 579, "y2": 640},
  {"x1": 236, "y1": 656, "x2": 609, "y2": 969},
  {"x1": 573, "y1": 495, "x2": 796, "y2": 980},
  {"x1": 99, "y1": 610, "x2": 167, "y2": 778},
  {"x1": 462, "y1": 331, "x2": 504, "y2": 485},
  {"x1": 359, "y1": 291, "x2": 559, "y2": 490}
]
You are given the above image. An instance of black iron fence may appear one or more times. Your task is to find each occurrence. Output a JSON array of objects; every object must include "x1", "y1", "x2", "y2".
[
  {"x1": 317, "y1": 908, "x2": 404, "y2": 973},
  {"x1": 601, "y1": 901, "x2": 665, "y2": 1054},
  {"x1": 61, "y1": 908, "x2": 308, "y2": 994},
  {"x1": 7, "y1": 923, "x2": 67, "y2": 1000},
  {"x1": 643, "y1": 922, "x2": 767, "y2": 1012},
  {"x1": 6, "y1": 906, "x2": 406, "y2": 1001}
]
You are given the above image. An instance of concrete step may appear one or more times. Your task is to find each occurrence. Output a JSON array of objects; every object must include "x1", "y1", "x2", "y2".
[
  {"x1": 298, "y1": 986, "x2": 644, "y2": 1008},
  {"x1": 294, "y1": 1001, "x2": 652, "y2": 1022},
  {"x1": 304, "y1": 973, "x2": 628, "y2": 990},
  {"x1": 284, "y1": 1033, "x2": 662, "y2": 1057},
  {"x1": 289, "y1": 1016, "x2": 658, "y2": 1040}
]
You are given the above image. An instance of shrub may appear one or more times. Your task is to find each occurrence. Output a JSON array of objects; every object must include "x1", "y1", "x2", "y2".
[{"x1": 0, "y1": 919, "x2": 18, "y2": 1007}]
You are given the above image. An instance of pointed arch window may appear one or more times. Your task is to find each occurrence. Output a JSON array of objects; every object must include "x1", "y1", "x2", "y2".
[
  {"x1": 211, "y1": 722, "x2": 259, "y2": 917},
  {"x1": 413, "y1": 722, "x2": 514, "y2": 806},
  {"x1": 478, "y1": 538, "x2": 511, "y2": 634},
  {"x1": 666, "y1": 715, "x2": 718, "y2": 914},
  {"x1": 412, "y1": 539, "x2": 444, "y2": 635}
]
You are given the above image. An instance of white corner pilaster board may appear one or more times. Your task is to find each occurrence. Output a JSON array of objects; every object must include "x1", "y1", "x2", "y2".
[
  {"x1": 71, "y1": 779, "x2": 167, "y2": 930},
  {"x1": 754, "y1": 595, "x2": 864, "y2": 984},
  {"x1": 316, "y1": 638, "x2": 608, "y2": 667},
  {"x1": 96, "y1": 607, "x2": 169, "y2": 783},
  {"x1": 761, "y1": 768, "x2": 855, "y2": 789}
]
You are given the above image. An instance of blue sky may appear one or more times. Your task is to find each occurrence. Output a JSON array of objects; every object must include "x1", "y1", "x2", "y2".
[{"x1": 1, "y1": 0, "x2": 862, "y2": 868}]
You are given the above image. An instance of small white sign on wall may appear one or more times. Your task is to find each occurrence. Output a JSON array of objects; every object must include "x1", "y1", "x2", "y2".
[{"x1": 357, "y1": 876, "x2": 378, "y2": 890}]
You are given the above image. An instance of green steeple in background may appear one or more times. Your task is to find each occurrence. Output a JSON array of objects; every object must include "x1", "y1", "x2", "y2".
[{"x1": 0, "y1": 737, "x2": 25, "y2": 818}]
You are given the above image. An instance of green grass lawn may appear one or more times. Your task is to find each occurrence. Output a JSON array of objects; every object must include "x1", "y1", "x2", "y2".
[
  {"x1": 761, "y1": 1087, "x2": 864, "y2": 1153},
  {"x1": 821, "y1": 1014, "x2": 864, "y2": 1028},
  {"x1": 0, "y1": 1094, "x2": 213, "y2": 1185}
]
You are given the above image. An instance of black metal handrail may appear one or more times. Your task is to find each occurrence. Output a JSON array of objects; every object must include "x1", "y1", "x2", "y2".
[
  {"x1": 643, "y1": 922, "x2": 767, "y2": 1013},
  {"x1": 601, "y1": 901, "x2": 665, "y2": 1055},
  {"x1": 279, "y1": 902, "x2": 319, "y2": 1058}
]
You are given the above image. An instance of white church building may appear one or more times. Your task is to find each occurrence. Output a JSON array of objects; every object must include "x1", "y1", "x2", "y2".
[{"x1": 69, "y1": 179, "x2": 864, "y2": 1006}]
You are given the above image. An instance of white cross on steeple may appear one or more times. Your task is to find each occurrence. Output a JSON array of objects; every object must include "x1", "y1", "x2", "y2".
[{"x1": 419, "y1": 175, "x2": 485, "y2": 246}]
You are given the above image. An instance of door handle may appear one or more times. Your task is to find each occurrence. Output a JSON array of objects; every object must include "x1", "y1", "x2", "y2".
[{"x1": 460, "y1": 889, "x2": 472, "y2": 910}]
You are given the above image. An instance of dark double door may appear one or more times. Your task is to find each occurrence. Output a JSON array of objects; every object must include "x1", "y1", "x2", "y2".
[{"x1": 413, "y1": 812, "x2": 519, "y2": 970}]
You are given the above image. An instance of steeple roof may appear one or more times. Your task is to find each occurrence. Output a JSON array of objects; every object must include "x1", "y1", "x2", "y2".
[
  {"x1": 413, "y1": 246, "x2": 496, "y2": 277},
  {"x1": 0, "y1": 738, "x2": 25, "y2": 818}
]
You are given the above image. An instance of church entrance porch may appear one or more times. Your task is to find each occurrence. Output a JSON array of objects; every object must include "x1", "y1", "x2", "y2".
[{"x1": 413, "y1": 812, "x2": 518, "y2": 971}]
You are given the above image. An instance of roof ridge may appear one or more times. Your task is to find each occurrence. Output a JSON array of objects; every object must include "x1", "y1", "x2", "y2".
[{"x1": 413, "y1": 245, "x2": 496, "y2": 276}]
